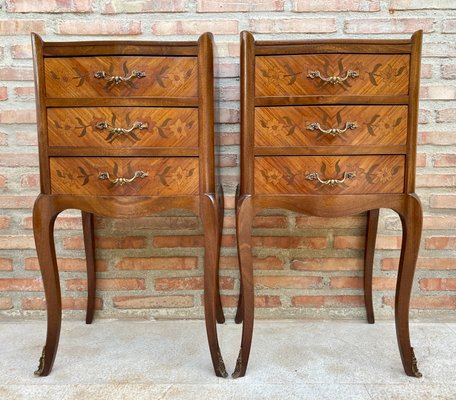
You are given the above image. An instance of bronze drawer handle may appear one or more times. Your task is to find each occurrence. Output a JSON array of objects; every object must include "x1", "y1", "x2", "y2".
[
  {"x1": 98, "y1": 170, "x2": 148, "y2": 186},
  {"x1": 307, "y1": 70, "x2": 359, "y2": 85},
  {"x1": 306, "y1": 121, "x2": 358, "y2": 137},
  {"x1": 95, "y1": 121, "x2": 148, "y2": 139},
  {"x1": 305, "y1": 171, "x2": 355, "y2": 186},
  {"x1": 94, "y1": 70, "x2": 146, "y2": 85}
]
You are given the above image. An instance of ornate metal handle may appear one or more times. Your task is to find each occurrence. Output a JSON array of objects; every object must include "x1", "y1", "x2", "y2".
[
  {"x1": 307, "y1": 70, "x2": 359, "y2": 85},
  {"x1": 95, "y1": 121, "x2": 148, "y2": 137},
  {"x1": 94, "y1": 70, "x2": 146, "y2": 85},
  {"x1": 305, "y1": 171, "x2": 355, "y2": 186},
  {"x1": 306, "y1": 121, "x2": 358, "y2": 137},
  {"x1": 98, "y1": 170, "x2": 148, "y2": 186}
]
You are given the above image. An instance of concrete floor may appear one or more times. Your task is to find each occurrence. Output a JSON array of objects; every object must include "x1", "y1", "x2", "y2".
[{"x1": 1, "y1": 319, "x2": 455, "y2": 399}]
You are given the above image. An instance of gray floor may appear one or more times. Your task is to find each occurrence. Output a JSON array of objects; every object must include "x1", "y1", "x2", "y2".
[{"x1": 1, "y1": 319, "x2": 455, "y2": 399}]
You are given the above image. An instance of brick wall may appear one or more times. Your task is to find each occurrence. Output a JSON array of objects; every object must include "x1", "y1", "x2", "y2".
[{"x1": 0, "y1": 0, "x2": 455, "y2": 320}]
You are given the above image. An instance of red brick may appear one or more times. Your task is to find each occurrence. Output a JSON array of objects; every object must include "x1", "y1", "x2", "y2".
[
  {"x1": 22, "y1": 215, "x2": 84, "y2": 230},
  {"x1": 423, "y1": 215, "x2": 456, "y2": 230},
  {"x1": 155, "y1": 276, "x2": 234, "y2": 291},
  {"x1": 0, "y1": 278, "x2": 42, "y2": 291},
  {"x1": 0, "y1": 109, "x2": 36, "y2": 124},
  {"x1": 0, "y1": 87, "x2": 7, "y2": 101},
  {"x1": 291, "y1": 258, "x2": 363, "y2": 271},
  {"x1": 113, "y1": 295, "x2": 193, "y2": 309},
  {"x1": 416, "y1": 153, "x2": 426, "y2": 167},
  {"x1": 103, "y1": 0, "x2": 186, "y2": 13},
  {"x1": 11, "y1": 44, "x2": 32, "y2": 59},
  {"x1": 0, "y1": 216, "x2": 10, "y2": 229},
  {"x1": 250, "y1": 18, "x2": 336, "y2": 33},
  {"x1": 0, "y1": 67, "x2": 33, "y2": 81},
  {"x1": 391, "y1": 0, "x2": 456, "y2": 10},
  {"x1": 215, "y1": 62, "x2": 239, "y2": 78},
  {"x1": 292, "y1": 295, "x2": 364, "y2": 308},
  {"x1": 20, "y1": 174, "x2": 40, "y2": 188},
  {"x1": 419, "y1": 109, "x2": 432, "y2": 124},
  {"x1": 25, "y1": 257, "x2": 107, "y2": 272},
  {"x1": 420, "y1": 278, "x2": 456, "y2": 291},
  {"x1": 425, "y1": 237, "x2": 456, "y2": 250},
  {"x1": 153, "y1": 235, "x2": 204, "y2": 248},
  {"x1": 437, "y1": 108, "x2": 456, "y2": 123},
  {"x1": 442, "y1": 64, "x2": 456, "y2": 80},
  {"x1": 116, "y1": 257, "x2": 197, "y2": 270},
  {"x1": 0, "y1": 154, "x2": 38, "y2": 167},
  {"x1": 383, "y1": 295, "x2": 456, "y2": 310},
  {"x1": 0, "y1": 258, "x2": 13, "y2": 271},
  {"x1": 66, "y1": 278, "x2": 145, "y2": 292},
  {"x1": 215, "y1": 108, "x2": 239, "y2": 123},
  {"x1": 330, "y1": 276, "x2": 396, "y2": 290},
  {"x1": 344, "y1": 18, "x2": 434, "y2": 34},
  {"x1": 151, "y1": 20, "x2": 239, "y2": 35},
  {"x1": 416, "y1": 174, "x2": 456, "y2": 188},
  {"x1": 224, "y1": 195, "x2": 235, "y2": 210},
  {"x1": 64, "y1": 236, "x2": 146, "y2": 250},
  {"x1": 220, "y1": 256, "x2": 283, "y2": 270},
  {"x1": 220, "y1": 295, "x2": 281, "y2": 308},
  {"x1": 382, "y1": 257, "x2": 456, "y2": 271},
  {"x1": 16, "y1": 131, "x2": 38, "y2": 146},
  {"x1": 7, "y1": 0, "x2": 93, "y2": 12},
  {"x1": 22, "y1": 297, "x2": 103, "y2": 310},
  {"x1": 198, "y1": 0, "x2": 284, "y2": 12},
  {"x1": 420, "y1": 85, "x2": 456, "y2": 100},
  {"x1": 0, "y1": 235, "x2": 35, "y2": 249},
  {"x1": 0, "y1": 297, "x2": 12, "y2": 309},
  {"x1": 216, "y1": 131, "x2": 240, "y2": 146},
  {"x1": 0, "y1": 175, "x2": 7, "y2": 188},
  {"x1": 0, "y1": 132, "x2": 7, "y2": 145},
  {"x1": 255, "y1": 276, "x2": 323, "y2": 289},
  {"x1": 294, "y1": 0, "x2": 380, "y2": 12},
  {"x1": 334, "y1": 236, "x2": 364, "y2": 249},
  {"x1": 443, "y1": 19, "x2": 456, "y2": 33},
  {"x1": 0, "y1": 20, "x2": 45, "y2": 35},
  {"x1": 420, "y1": 64, "x2": 433, "y2": 79},
  {"x1": 216, "y1": 153, "x2": 238, "y2": 167},
  {"x1": 295, "y1": 215, "x2": 365, "y2": 229},
  {"x1": 376, "y1": 235, "x2": 402, "y2": 250},
  {"x1": 252, "y1": 236, "x2": 327, "y2": 249},
  {"x1": 419, "y1": 131, "x2": 456, "y2": 146},
  {"x1": 253, "y1": 215, "x2": 288, "y2": 229},
  {"x1": 422, "y1": 42, "x2": 456, "y2": 58},
  {"x1": 430, "y1": 194, "x2": 456, "y2": 209},
  {"x1": 0, "y1": 196, "x2": 35, "y2": 209},
  {"x1": 433, "y1": 154, "x2": 456, "y2": 167},
  {"x1": 57, "y1": 20, "x2": 141, "y2": 35},
  {"x1": 112, "y1": 216, "x2": 199, "y2": 230},
  {"x1": 15, "y1": 87, "x2": 35, "y2": 100}
]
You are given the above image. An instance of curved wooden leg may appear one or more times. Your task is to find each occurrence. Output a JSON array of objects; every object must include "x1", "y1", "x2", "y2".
[
  {"x1": 364, "y1": 209, "x2": 379, "y2": 324},
  {"x1": 33, "y1": 195, "x2": 62, "y2": 376},
  {"x1": 395, "y1": 194, "x2": 422, "y2": 377},
  {"x1": 232, "y1": 194, "x2": 254, "y2": 378},
  {"x1": 234, "y1": 185, "x2": 244, "y2": 324},
  {"x1": 82, "y1": 211, "x2": 96, "y2": 325},
  {"x1": 201, "y1": 194, "x2": 227, "y2": 378},
  {"x1": 215, "y1": 185, "x2": 225, "y2": 324}
]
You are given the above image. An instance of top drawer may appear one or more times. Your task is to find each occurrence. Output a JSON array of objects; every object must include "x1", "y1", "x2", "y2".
[
  {"x1": 255, "y1": 54, "x2": 410, "y2": 97},
  {"x1": 45, "y1": 56, "x2": 198, "y2": 98}
]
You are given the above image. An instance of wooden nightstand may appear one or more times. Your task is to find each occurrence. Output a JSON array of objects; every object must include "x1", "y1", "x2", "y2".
[
  {"x1": 31, "y1": 33, "x2": 227, "y2": 377},
  {"x1": 234, "y1": 31, "x2": 423, "y2": 378}
]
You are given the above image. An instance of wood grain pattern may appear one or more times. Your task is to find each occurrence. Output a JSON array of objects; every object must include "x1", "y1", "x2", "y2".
[
  {"x1": 50, "y1": 157, "x2": 199, "y2": 196},
  {"x1": 254, "y1": 155, "x2": 405, "y2": 195},
  {"x1": 255, "y1": 54, "x2": 409, "y2": 96},
  {"x1": 255, "y1": 105, "x2": 407, "y2": 147},
  {"x1": 47, "y1": 107, "x2": 198, "y2": 148},
  {"x1": 45, "y1": 56, "x2": 198, "y2": 98}
]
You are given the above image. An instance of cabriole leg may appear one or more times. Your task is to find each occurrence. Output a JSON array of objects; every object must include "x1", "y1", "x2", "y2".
[
  {"x1": 82, "y1": 211, "x2": 96, "y2": 324},
  {"x1": 215, "y1": 185, "x2": 225, "y2": 324},
  {"x1": 364, "y1": 209, "x2": 379, "y2": 324}
]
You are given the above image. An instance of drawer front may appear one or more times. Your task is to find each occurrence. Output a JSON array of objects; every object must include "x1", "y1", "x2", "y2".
[
  {"x1": 255, "y1": 155, "x2": 404, "y2": 195},
  {"x1": 50, "y1": 157, "x2": 199, "y2": 196},
  {"x1": 48, "y1": 107, "x2": 198, "y2": 148},
  {"x1": 255, "y1": 106, "x2": 407, "y2": 147},
  {"x1": 255, "y1": 54, "x2": 409, "y2": 97},
  {"x1": 45, "y1": 56, "x2": 198, "y2": 98}
]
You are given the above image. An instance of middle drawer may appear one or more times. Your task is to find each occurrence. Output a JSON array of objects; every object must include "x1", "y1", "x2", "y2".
[{"x1": 47, "y1": 107, "x2": 198, "y2": 148}]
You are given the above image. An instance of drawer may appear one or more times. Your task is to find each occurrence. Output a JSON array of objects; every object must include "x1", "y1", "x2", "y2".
[
  {"x1": 254, "y1": 155, "x2": 404, "y2": 195},
  {"x1": 47, "y1": 107, "x2": 198, "y2": 148},
  {"x1": 255, "y1": 106, "x2": 407, "y2": 147},
  {"x1": 45, "y1": 56, "x2": 198, "y2": 98},
  {"x1": 255, "y1": 54, "x2": 409, "y2": 97},
  {"x1": 50, "y1": 157, "x2": 199, "y2": 196}
]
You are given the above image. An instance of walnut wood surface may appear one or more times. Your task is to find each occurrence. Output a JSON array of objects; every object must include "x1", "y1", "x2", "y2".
[
  {"x1": 235, "y1": 30, "x2": 423, "y2": 379},
  {"x1": 254, "y1": 155, "x2": 405, "y2": 195},
  {"x1": 48, "y1": 107, "x2": 198, "y2": 148},
  {"x1": 45, "y1": 56, "x2": 198, "y2": 98},
  {"x1": 255, "y1": 105, "x2": 407, "y2": 147},
  {"x1": 50, "y1": 157, "x2": 199, "y2": 196},
  {"x1": 255, "y1": 54, "x2": 409, "y2": 97}
]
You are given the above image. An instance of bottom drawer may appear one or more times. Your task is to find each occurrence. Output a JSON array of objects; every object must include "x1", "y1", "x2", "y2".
[
  {"x1": 50, "y1": 157, "x2": 199, "y2": 196},
  {"x1": 255, "y1": 155, "x2": 405, "y2": 195}
]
